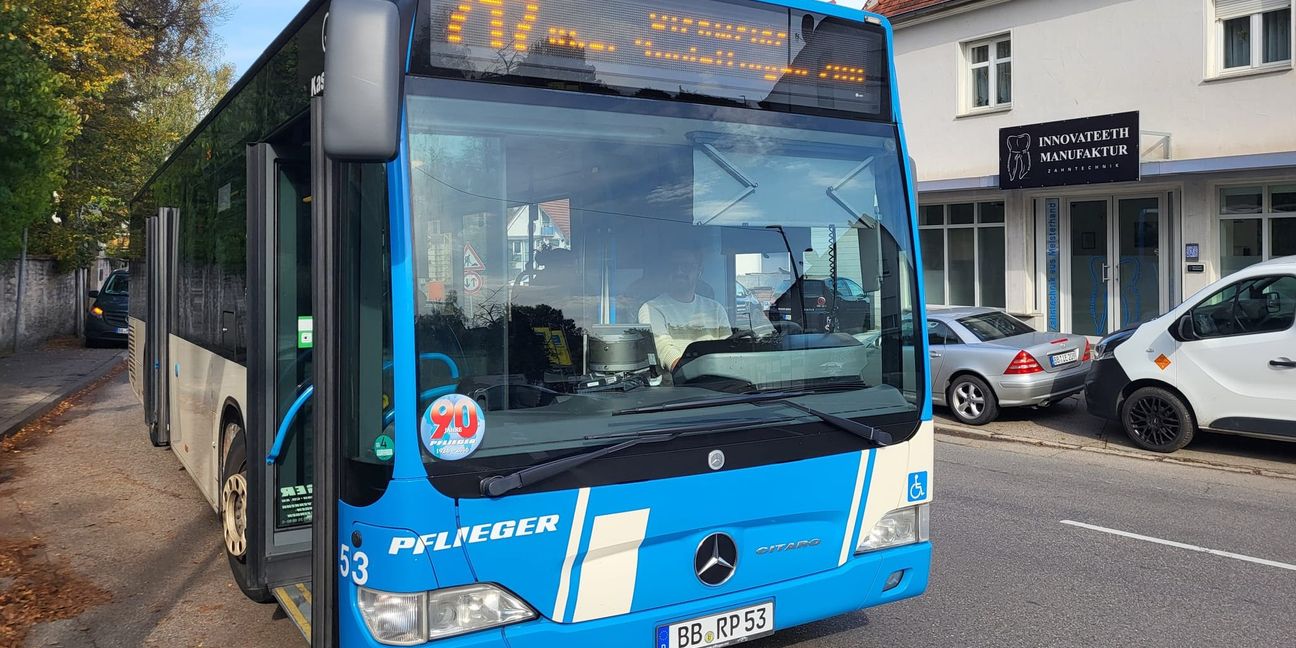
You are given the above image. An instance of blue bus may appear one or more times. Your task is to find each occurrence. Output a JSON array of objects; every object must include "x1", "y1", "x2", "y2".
[{"x1": 128, "y1": 0, "x2": 932, "y2": 645}]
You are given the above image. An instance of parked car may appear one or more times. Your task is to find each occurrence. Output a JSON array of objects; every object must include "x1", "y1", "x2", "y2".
[
  {"x1": 86, "y1": 270, "x2": 129, "y2": 347},
  {"x1": 768, "y1": 276, "x2": 873, "y2": 333},
  {"x1": 734, "y1": 281, "x2": 764, "y2": 328},
  {"x1": 928, "y1": 307, "x2": 1092, "y2": 425},
  {"x1": 1087, "y1": 256, "x2": 1296, "y2": 453}
]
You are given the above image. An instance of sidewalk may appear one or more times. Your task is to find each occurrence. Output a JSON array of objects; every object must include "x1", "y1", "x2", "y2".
[
  {"x1": 934, "y1": 395, "x2": 1296, "y2": 480},
  {"x1": 0, "y1": 338, "x2": 125, "y2": 440}
]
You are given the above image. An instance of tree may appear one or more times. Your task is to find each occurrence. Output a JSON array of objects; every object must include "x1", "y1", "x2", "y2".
[
  {"x1": 12, "y1": 0, "x2": 230, "y2": 269},
  {"x1": 0, "y1": 5, "x2": 77, "y2": 258}
]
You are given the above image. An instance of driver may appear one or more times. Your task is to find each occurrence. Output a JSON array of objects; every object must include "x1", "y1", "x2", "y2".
[{"x1": 638, "y1": 246, "x2": 734, "y2": 370}]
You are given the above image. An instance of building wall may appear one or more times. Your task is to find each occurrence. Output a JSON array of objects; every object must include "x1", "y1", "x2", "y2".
[
  {"x1": 894, "y1": 0, "x2": 1296, "y2": 181},
  {"x1": 0, "y1": 257, "x2": 79, "y2": 350}
]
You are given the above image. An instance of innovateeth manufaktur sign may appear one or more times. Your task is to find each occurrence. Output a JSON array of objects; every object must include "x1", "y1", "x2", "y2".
[{"x1": 999, "y1": 111, "x2": 1140, "y2": 190}]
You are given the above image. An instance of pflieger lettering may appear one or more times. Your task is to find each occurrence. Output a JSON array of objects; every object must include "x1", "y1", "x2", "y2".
[{"x1": 388, "y1": 515, "x2": 561, "y2": 554}]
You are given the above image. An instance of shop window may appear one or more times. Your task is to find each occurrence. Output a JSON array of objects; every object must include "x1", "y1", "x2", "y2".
[
  {"x1": 1219, "y1": 184, "x2": 1296, "y2": 275},
  {"x1": 962, "y1": 35, "x2": 1011, "y2": 112},
  {"x1": 1212, "y1": 1, "x2": 1292, "y2": 75},
  {"x1": 919, "y1": 202, "x2": 1006, "y2": 308}
]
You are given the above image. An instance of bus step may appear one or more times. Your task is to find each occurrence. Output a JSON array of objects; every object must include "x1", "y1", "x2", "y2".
[{"x1": 272, "y1": 582, "x2": 313, "y2": 643}]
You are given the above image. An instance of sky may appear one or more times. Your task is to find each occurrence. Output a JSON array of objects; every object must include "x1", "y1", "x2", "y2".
[{"x1": 214, "y1": 0, "x2": 310, "y2": 81}]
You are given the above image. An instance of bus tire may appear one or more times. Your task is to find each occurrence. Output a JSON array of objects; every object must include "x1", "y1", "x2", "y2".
[
  {"x1": 1121, "y1": 386, "x2": 1194, "y2": 453},
  {"x1": 221, "y1": 422, "x2": 273, "y2": 603}
]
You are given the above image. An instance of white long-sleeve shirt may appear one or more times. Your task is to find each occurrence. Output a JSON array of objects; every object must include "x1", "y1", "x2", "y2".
[{"x1": 638, "y1": 293, "x2": 731, "y2": 370}]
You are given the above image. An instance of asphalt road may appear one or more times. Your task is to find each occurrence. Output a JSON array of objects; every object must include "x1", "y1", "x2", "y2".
[{"x1": 2, "y1": 373, "x2": 1293, "y2": 647}]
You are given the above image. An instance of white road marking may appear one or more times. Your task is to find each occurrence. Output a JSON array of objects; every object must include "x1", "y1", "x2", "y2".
[{"x1": 1061, "y1": 520, "x2": 1296, "y2": 572}]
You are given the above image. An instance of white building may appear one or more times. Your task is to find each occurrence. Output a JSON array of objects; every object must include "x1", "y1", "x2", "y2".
[{"x1": 874, "y1": 0, "x2": 1295, "y2": 336}]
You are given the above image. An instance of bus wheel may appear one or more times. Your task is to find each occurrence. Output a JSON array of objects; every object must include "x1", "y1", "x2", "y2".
[{"x1": 221, "y1": 422, "x2": 273, "y2": 603}]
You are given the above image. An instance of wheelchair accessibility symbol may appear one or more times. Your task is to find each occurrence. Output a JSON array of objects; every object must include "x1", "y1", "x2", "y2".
[{"x1": 907, "y1": 471, "x2": 928, "y2": 502}]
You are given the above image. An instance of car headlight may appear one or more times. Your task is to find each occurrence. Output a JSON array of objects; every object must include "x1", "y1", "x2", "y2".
[
  {"x1": 856, "y1": 504, "x2": 930, "y2": 554},
  {"x1": 1095, "y1": 328, "x2": 1136, "y2": 360},
  {"x1": 358, "y1": 584, "x2": 536, "y2": 645}
]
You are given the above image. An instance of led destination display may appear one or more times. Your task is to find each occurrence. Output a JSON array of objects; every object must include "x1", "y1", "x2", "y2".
[{"x1": 415, "y1": 0, "x2": 890, "y2": 117}]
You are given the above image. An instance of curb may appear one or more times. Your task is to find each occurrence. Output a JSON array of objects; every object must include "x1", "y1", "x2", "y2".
[
  {"x1": 0, "y1": 351, "x2": 126, "y2": 441},
  {"x1": 935, "y1": 422, "x2": 1296, "y2": 481}
]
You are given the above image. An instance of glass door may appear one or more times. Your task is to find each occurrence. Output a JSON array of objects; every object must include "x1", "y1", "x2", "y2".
[
  {"x1": 1115, "y1": 197, "x2": 1161, "y2": 328},
  {"x1": 273, "y1": 156, "x2": 314, "y2": 530},
  {"x1": 1067, "y1": 197, "x2": 1164, "y2": 336},
  {"x1": 1069, "y1": 199, "x2": 1110, "y2": 336}
]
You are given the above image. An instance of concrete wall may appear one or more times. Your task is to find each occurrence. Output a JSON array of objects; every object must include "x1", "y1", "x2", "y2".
[
  {"x1": 893, "y1": 0, "x2": 1296, "y2": 181},
  {"x1": 0, "y1": 257, "x2": 80, "y2": 351}
]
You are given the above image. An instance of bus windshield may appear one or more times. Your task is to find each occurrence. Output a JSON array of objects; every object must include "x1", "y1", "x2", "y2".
[{"x1": 406, "y1": 80, "x2": 920, "y2": 487}]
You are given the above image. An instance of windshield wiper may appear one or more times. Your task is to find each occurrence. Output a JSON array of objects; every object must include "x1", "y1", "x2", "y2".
[
  {"x1": 612, "y1": 387, "x2": 892, "y2": 447},
  {"x1": 611, "y1": 390, "x2": 815, "y2": 416},
  {"x1": 754, "y1": 399, "x2": 893, "y2": 447},
  {"x1": 479, "y1": 418, "x2": 768, "y2": 497}
]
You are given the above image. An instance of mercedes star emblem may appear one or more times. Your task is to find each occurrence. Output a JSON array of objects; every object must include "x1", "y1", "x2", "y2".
[
  {"x1": 707, "y1": 449, "x2": 725, "y2": 471},
  {"x1": 694, "y1": 533, "x2": 738, "y2": 586}
]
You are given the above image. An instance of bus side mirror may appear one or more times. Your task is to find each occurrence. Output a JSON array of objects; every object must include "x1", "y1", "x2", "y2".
[
  {"x1": 322, "y1": 0, "x2": 401, "y2": 161},
  {"x1": 1171, "y1": 313, "x2": 1197, "y2": 342}
]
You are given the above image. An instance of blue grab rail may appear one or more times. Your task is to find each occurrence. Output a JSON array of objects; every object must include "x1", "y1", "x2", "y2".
[
  {"x1": 266, "y1": 353, "x2": 461, "y2": 464},
  {"x1": 266, "y1": 384, "x2": 314, "y2": 464}
]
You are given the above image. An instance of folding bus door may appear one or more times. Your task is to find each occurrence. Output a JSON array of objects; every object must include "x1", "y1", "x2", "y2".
[
  {"x1": 248, "y1": 134, "x2": 315, "y2": 604},
  {"x1": 144, "y1": 208, "x2": 177, "y2": 447}
]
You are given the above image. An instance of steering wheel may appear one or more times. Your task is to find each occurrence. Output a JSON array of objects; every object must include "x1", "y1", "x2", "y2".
[{"x1": 1230, "y1": 296, "x2": 1251, "y2": 334}]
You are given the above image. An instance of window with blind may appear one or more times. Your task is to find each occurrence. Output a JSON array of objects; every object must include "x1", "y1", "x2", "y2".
[
  {"x1": 1213, "y1": 0, "x2": 1292, "y2": 73},
  {"x1": 919, "y1": 202, "x2": 1006, "y2": 308},
  {"x1": 961, "y1": 35, "x2": 1012, "y2": 112}
]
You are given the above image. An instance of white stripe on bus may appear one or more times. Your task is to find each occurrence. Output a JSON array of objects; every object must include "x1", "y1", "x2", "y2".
[
  {"x1": 572, "y1": 508, "x2": 652, "y2": 622},
  {"x1": 839, "y1": 451, "x2": 870, "y2": 566},
  {"x1": 552, "y1": 487, "x2": 591, "y2": 623}
]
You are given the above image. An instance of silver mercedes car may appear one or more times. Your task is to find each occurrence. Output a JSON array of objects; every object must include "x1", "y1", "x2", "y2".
[{"x1": 927, "y1": 307, "x2": 1092, "y2": 425}]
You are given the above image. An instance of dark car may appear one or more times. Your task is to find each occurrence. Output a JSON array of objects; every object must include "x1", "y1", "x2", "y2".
[
  {"x1": 86, "y1": 270, "x2": 129, "y2": 347},
  {"x1": 768, "y1": 276, "x2": 873, "y2": 333}
]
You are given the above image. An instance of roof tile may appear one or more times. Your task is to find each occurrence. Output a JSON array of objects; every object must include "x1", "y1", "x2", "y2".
[{"x1": 866, "y1": 0, "x2": 956, "y2": 18}]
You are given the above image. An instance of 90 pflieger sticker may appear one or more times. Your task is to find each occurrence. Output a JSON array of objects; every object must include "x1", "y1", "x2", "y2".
[{"x1": 421, "y1": 394, "x2": 485, "y2": 460}]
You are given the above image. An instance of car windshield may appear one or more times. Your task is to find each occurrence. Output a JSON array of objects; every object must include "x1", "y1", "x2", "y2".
[
  {"x1": 958, "y1": 312, "x2": 1035, "y2": 341},
  {"x1": 406, "y1": 81, "x2": 921, "y2": 470},
  {"x1": 101, "y1": 273, "x2": 129, "y2": 296}
]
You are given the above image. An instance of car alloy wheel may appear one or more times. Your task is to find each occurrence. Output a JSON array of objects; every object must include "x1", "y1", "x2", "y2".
[
  {"x1": 951, "y1": 382, "x2": 985, "y2": 420},
  {"x1": 1127, "y1": 395, "x2": 1181, "y2": 448}
]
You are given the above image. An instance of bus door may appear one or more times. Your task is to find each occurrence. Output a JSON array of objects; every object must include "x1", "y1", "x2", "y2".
[
  {"x1": 249, "y1": 133, "x2": 315, "y2": 606},
  {"x1": 144, "y1": 207, "x2": 177, "y2": 446}
]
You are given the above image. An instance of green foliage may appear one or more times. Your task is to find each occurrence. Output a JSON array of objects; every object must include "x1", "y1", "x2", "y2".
[
  {"x1": 0, "y1": 5, "x2": 77, "y2": 258},
  {"x1": 3, "y1": 0, "x2": 230, "y2": 268}
]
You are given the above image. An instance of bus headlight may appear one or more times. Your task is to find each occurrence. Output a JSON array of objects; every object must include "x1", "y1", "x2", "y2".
[
  {"x1": 357, "y1": 588, "x2": 425, "y2": 645},
  {"x1": 426, "y1": 584, "x2": 536, "y2": 640},
  {"x1": 357, "y1": 584, "x2": 536, "y2": 645},
  {"x1": 856, "y1": 504, "x2": 930, "y2": 554}
]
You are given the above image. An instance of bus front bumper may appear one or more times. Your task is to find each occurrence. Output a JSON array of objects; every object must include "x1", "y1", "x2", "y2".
[{"x1": 343, "y1": 541, "x2": 930, "y2": 647}]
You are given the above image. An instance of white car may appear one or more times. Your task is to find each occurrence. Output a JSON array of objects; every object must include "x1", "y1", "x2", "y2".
[{"x1": 1086, "y1": 256, "x2": 1296, "y2": 452}]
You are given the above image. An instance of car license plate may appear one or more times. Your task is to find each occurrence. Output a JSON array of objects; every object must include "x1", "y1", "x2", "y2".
[
  {"x1": 1049, "y1": 349, "x2": 1079, "y2": 366},
  {"x1": 115, "y1": 327, "x2": 129, "y2": 334},
  {"x1": 657, "y1": 601, "x2": 774, "y2": 648}
]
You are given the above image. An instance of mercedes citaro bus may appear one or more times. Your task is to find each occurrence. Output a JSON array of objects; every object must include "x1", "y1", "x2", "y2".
[{"x1": 126, "y1": 0, "x2": 934, "y2": 645}]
